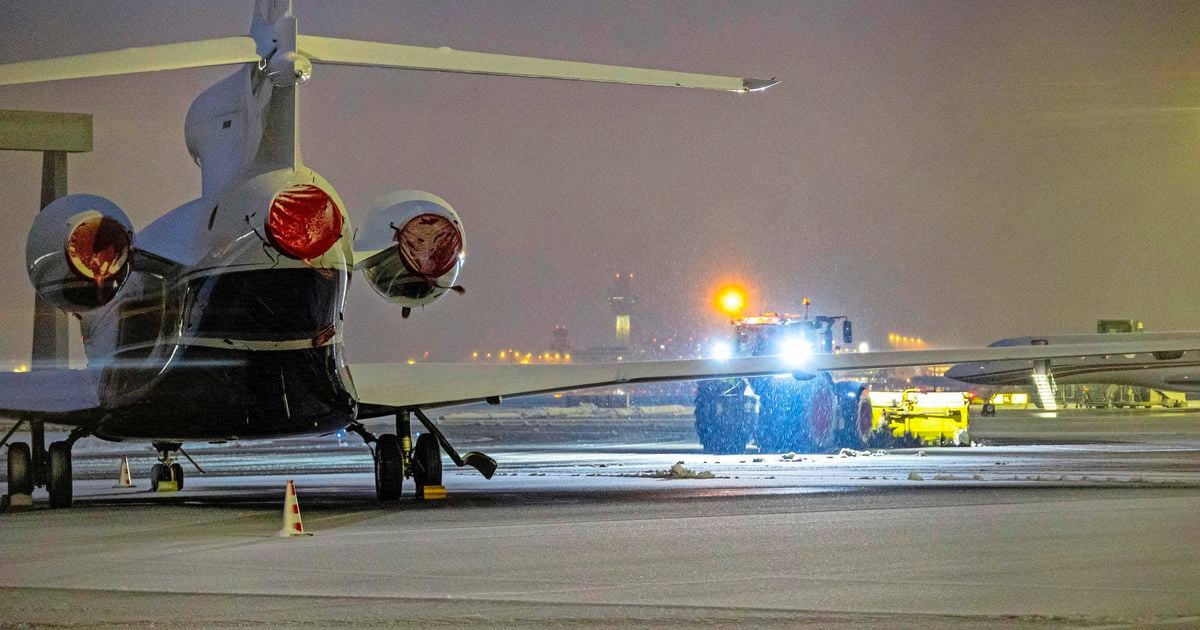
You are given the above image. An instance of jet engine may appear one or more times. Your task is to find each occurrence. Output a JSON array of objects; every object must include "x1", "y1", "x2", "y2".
[
  {"x1": 25, "y1": 194, "x2": 134, "y2": 313},
  {"x1": 355, "y1": 190, "x2": 464, "y2": 312}
]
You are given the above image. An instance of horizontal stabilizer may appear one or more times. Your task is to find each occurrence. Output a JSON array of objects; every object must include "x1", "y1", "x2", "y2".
[
  {"x1": 297, "y1": 35, "x2": 776, "y2": 93},
  {"x1": 0, "y1": 37, "x2": 259, "y2": 86},
  {"x1": 352, "y1": 337, "x2": 1200, "y2": 414}
]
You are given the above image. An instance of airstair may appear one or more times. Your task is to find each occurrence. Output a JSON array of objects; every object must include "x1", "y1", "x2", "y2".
[{"x1": 1031, "y1": 363, "x2": 1060, "y2": 411}]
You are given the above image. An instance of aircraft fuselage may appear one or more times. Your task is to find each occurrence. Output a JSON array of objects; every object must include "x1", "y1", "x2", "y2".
[{"x1": 80, "y1": 166, "x2": 359, "y2": 441}]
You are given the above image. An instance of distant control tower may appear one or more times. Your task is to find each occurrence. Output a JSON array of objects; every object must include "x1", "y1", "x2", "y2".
[
  {"x1": 550, "y1": 325, "x2": 572, "y2": 356},
  {"x1": 608, "y1": 273, "x2": 637, "y2": 348}
]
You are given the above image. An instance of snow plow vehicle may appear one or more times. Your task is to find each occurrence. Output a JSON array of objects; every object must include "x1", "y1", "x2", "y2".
[{"x1": 694, "y1": 312, "x2": 872, "y2": 454}]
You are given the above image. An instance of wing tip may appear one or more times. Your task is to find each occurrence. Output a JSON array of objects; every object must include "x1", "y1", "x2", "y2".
[{"x1": 741, "y1": 77, "x2": 779, "y2": 93}]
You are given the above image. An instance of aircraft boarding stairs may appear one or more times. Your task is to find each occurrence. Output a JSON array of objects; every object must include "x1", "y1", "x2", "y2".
[{"x1": 1031, "y1": 363, "x2": 1062, "y2": 410}]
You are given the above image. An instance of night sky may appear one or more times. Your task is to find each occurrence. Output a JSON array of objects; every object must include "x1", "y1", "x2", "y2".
[{"x1": 2, "y1": 1, "x2": 1200, "y2": 366}]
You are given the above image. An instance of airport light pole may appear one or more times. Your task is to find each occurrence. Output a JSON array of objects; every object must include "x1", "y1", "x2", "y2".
[
  {"x1": 0, "y1": 109, "x2": 93, "y2": 371},
  {"x1": 0, "y1": 109, "x2": 93, "y2": 487}
]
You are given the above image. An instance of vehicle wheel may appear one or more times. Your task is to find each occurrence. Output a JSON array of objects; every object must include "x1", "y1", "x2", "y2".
[
  {"x1": 981, "y1": 403, "x2": 996, "y2": 417},
  {"x1": 798, "y1": 375, "x2": 837, "y2": 452},
  {"x1": 753, "y1": 378, "x2": 797, "y2": 453},
  {"x1": 695, "y1": 380, "x2": 752, "y2": 454},
  {"x1": 150, "y1": 463, "x2": 163, "y2": 491},
  {"x1": 47, "y1": 441, "x2": 72, "y2": 508},
  {"x1": 171, "y1": 463, "x2": 185, "y2": 490},
  {"x1": 375, "y1": 434, "x2": 404, "y2": 501},
  {"x1": 834, "y1": 382, "x2": 872, "y2": 449},
  {"x1": 7, "y1": 442, "x2": 33, "y2": 496},
  {"x1": 412, "y1": 433, "x2": 443, "y2": 493}
]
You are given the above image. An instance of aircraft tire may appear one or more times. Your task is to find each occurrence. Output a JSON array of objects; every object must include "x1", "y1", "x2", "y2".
[
  {"x1": 375, "y1": 434, "x2": 404, "y2": 501},
  {"x1": 171, "y1": 463, "x2": 185, "y2": 490},
  {"x1": 150, "y1": 464, "x2": 163, "y2": 491},
  {"x1": 412, "y1": 433, "x2": 443, "y2": 493},
  {"x1": 47, "y1": 442, "x2": 72, "y2": 508},
  {"x1": 7, "y1": 442, "x2": 32, "y2": 496},
  {"x1": 981, "y1": 403, "x2": 996, "y2": 417}
]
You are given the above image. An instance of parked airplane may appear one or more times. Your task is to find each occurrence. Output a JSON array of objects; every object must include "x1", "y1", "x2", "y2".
[
  {"x1": 3, "y1": 1, "x2": 1198, "y2": 507},
  {"x1": 947, "y1": 332, "x2": 1200, "y2": 404}
]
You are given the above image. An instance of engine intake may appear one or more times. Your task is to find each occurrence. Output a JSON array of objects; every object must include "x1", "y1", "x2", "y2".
[
  {"x1": 26, "y1": 194, "x2": 134, "y2": 313},
  {"x1": 355, "y1": 190, "x2": 464, "y2": 309}
]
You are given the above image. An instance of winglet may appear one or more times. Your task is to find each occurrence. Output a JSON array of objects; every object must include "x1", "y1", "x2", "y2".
[{"x1": 742, "y1": 77, "x2": 780, "y2": 93}]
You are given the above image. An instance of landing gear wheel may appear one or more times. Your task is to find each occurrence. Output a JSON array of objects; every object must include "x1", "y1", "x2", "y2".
[
  {"x1": 171, "y1": 463, "x2": 185, "y2": 490},
  {"x1": 150, "y1": 464, "x2": 163, "y2": 491},
  {"x1": 7, "y1": 442, "x2": 32, "y2": 496},
  {"x1": 47, "y1": 441, "x2": 72, "y2": 508},
  {"x1": 375, "y1": 434, "x2": 404, "y2": 501},
  {"x1": 981, "y1": 403, "x2": 996, "y2": 417},
  {"x1": 412, "y1": 433, "x2": 443, "y2": 494}
]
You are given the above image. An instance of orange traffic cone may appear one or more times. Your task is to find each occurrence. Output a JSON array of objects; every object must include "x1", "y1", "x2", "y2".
[
  {"x1": 279, "y1": 480, "x2": 311, "y2": 537},
  {"x1": 112, "y1": 456, "x2": 134, "y2": 488}
]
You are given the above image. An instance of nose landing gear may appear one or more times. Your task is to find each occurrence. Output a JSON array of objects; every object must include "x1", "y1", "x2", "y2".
[{"x1": 150, "y1": 442, "x2": 187, "y2": 492}]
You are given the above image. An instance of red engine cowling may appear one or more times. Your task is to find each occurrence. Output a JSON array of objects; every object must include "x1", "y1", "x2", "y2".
[
  {"x1": 354, "y1": 190, "x2": 464, "y2": 309},
  {"x1": 25, "y1": 194, "x2": 134, "y2": 313}
]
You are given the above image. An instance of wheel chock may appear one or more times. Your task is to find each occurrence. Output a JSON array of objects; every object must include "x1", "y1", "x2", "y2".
[
  {"x1": 156, "y1": 480, "x2": 179, "y2": 493},
  {"x1": 419, "y1": 485, "x2": 447, "y2": 500},
  {"x1": 6, "y1": 493, "x2": 32, "y2": 508}
]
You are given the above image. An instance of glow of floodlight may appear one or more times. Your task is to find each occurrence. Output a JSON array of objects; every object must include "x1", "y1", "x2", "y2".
[
  {"x1": 709, "y1": 340, "x2": 734, "y2": 361},
  {"x1": 780, "y1": 337, "x2": 812, "y2": 365}
]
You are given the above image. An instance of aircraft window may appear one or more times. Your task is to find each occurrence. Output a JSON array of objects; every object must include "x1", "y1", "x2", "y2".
[{"x1": 184, "y1": 269, "x2": 340, "y2": 339}]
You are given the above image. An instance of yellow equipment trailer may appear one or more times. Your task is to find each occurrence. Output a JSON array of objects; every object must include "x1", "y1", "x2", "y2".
[{"x1": 868, "y1": 390, "x2": 970, "y2": 447}]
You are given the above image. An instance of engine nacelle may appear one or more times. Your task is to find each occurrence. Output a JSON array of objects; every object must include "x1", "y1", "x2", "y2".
[
  {"x1": 355, "y1": 190, "x2": 465, "y2": 308},
  {"x1": 26, "y1": 194, "x2": 134, "y2": 313}
]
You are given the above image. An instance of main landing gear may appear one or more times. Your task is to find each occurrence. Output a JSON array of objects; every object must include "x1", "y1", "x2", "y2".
[
  {"x1": 3, "y1": 420, "x2": 88, "y2": 508},
  {"x1": 349, "y1": 409, "x2": 496, "y2": 501}
]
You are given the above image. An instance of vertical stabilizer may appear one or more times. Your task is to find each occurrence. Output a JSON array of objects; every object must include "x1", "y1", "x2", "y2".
[{"x1": 251, "y1": 0, "x2": 303, "y2": 172}]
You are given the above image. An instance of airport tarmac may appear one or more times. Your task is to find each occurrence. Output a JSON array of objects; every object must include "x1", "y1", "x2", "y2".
[{"x1": 1, "y1": 407, "x2": 1198, "y2": 626}]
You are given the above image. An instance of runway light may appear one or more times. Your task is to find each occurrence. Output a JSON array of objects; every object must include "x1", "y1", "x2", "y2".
[
  {"x1": 709, "y1": 340, "x2": 734, "y2": 361},
  {"x1": 780, "y1": 337, "x2": 812, "y2": 365},
  {"x1": 858, "y1": 341, "x2": 869, "y2": 353}
]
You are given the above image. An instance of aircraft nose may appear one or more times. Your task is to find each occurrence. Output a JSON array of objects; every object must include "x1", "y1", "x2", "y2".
[{"x1": 944, "y1": 362, "x2": 975, "y2": 381}]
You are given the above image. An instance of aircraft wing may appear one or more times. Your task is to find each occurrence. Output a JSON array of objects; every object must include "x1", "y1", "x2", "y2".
[
  {"x1": 351, "y1": 337, "x2": 1200, "y2": 416},
  {"x1": 0, "y1": 369, "x2": 100, "y2": 422},
  {"x1": 297, "y1": 35, "x2": 777, "y2": 93}
]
